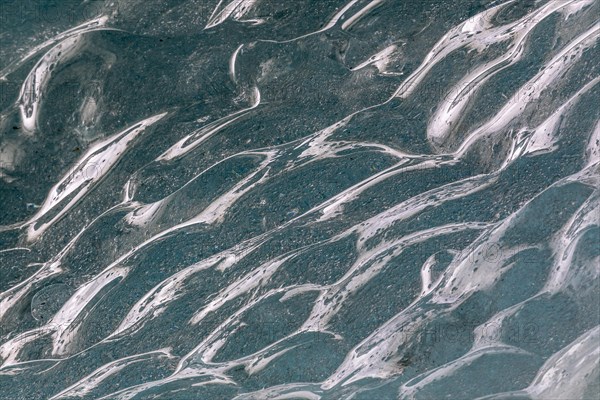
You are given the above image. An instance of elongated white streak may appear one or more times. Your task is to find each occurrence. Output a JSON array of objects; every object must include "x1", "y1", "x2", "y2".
[
  {"x1": 455, "y1": 23, "x2": 600, "y2": 155},
  {"x1": 0, "y1": 326, "x2": 56, "y2": 368},
  {"x1": 129, "y1": 147, "x2": 272, "y2": 229},
  {"x1": 560, "y1": 0, "x2": 596, "y2": 20},
  {"x1": 320, "y1": 0, "x2": 362, "y2": 30},
  {"x1": 258, "y1": 0, "x2": 361, "y2": 44},
  {"x1": 208, "y1": 0, "x2": 226, "y2": 22},
  {"x1": 585, "y1": 118, "x2": 600, "y2": 169},
  {"x1": 189, "y1": 256, "x2": 291, "y2": 325},
  {"x1": 420, "y1": 254, "x2": 444, "y2": 296},
  {"x1": 350, "y1": 45, "x2": 398, "y2": 74},
  {"x1": 0, "y1": 261, "x2": 62, "y2": 323},
  {"x1": 42, "y1": 148, "x2": 272, "y2": 354},
  {"x1": 392, "y1": 0, "x2": 581, "y2": 100},
  {"x1": 525, "y1": 327, "x2": 600, "y2": 399},
  {"x1": 316, "y1": 159, "x2": 445, "y2": 222},
  {"x1": 426, "y1": 33, "x2": 529, "y2": 144},
  {"x1": 176, "y1": 284, "x2": 325, "y2": 373},
  {"x1": 232, "y1": 385, "x2": 323, "y2": 400},
  {"x1": 18, "y1": 36, "x2": 85, "y2": 133},
  {"x1": 0, "y1": 17, "x2": 118, "y2": 81},
  {"x1": 205, "y1": 0, "x2": 259, "y2": 30},
  {"x1": 229, "y1": 44, "x2": 244, "y2": 83},
  {"x1": 341, "y1": 0, "x2": 384, "y2": 31},
  {"x1": 354, "y1": 170, "x2": 496, "y2": 246},
  {"x1": 303, "y1": 222, "x2": 489, "y2": 334},
  {"x1": 50, "y1": 267, "x2": 129, "y2": 356},
  {"x1": 0, "y1": 203, "x2": 132, "y2": 362},
  {"x1": 0, "y1": 247, "x2": 30, "y2": 253},
  {"x1": 22, "y1": 113, "x2": 167, "y2": 242},
  {"x1": 123, "y1": 199, "x2": 166, "y2": 227},
  {"x1": 95, "y1": 368, "x2": 236, "y2": 400},
  {"x1": 108, "y1": 249, "x2": 248, "y2": 338},
  {"x1": 48, "y1": 349, "x2": 174, "y2": 400},
  {"x1": 181, "y1": 151, "x2": 274, "y2": 226},
  {"x1": 158, "y1": 87, "x2": 260, "y2": 161},
  {"x1": 400, "y1": 345, "x2": 531, "y2": 397},
  {"x1": 541, "y1": 191, "x2": 600, "y2": 294},
  {"x1": 522, "y1": 76, "x2": 600, "y2": 157}
]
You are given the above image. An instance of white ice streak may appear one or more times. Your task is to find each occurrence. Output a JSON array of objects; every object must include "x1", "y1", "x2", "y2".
[
  {"x1": 23, "y1": 112, "x2": 167, "y2": 242},
  {"x1": 50, "y1": 267, "x2": 129, "y2": 356},
  {"x1": 18, "y1": 36, "x2": 85, "y2": 133},
  {"x1": 427, "y1": 1, "x2": 598, "y2": 145},
  {"x1": 49, "y1": 348, "x2": 175, "y2": 399},
  {"x1": 189, "y1": 255, "x2": 291, "y2": 325},
  {"x1": 522, "y1": 76, "x2": 600, "y2": 157},
  {"x1": 257, "y1": 0, "x2": 361, "y2": 44},
  {"x1": 158, "y1": 87, "x2": 260, "y2": 161},
  {"x1": 205, "y1": 0, "x2": 259, "y2": 29},
  {"x1": 455, "y1": 22, "x2": 600, "y2": 154},
  {"x1": 524, "y1": 326, "x2": 600, "y2": 399},
  {"x1": 189, "y1": 151, "x2": 274, "y2": 225},
  {"x1": 0, "y1": 17, "x2": 115, "y2": 81},
  {"x1": 542, "y1": 189, "x2": 600, "y2": 295},
  {"x1": 303, "y1": 222, "x2": 489, "y2": 336},
  {"x1": 229, "y1": 44, "x2": 244, "y2": 83},
  {"x1": 400, "y1": 344, "x2": 531, "y2": 398},
  {"x1": 350, "y1": 44, "x2": 400, "y2": 75},
  {"x1": 109, "y1": 241, "x2": 264, "y2": 339},
  {"x1": 341, "y1": 0, "x2": 385, "y2": 31},
  {"x1": 393, "y1": 0, "x2": 585, "y2": 101}
]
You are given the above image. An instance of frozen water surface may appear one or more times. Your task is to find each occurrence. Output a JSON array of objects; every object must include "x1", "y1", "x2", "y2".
[{"x1": 0, "y1": 0, "x2": 599, "y2": 399}]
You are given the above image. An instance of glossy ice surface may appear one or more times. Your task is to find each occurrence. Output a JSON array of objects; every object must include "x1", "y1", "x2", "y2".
[{"x1": 0, "y1": 0, "x2": 599, "y2": 399}]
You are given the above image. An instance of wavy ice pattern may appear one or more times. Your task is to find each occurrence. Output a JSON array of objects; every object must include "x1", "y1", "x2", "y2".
[{"x1": 0, "y1": 0, "x2": 599, "y2": 399}]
